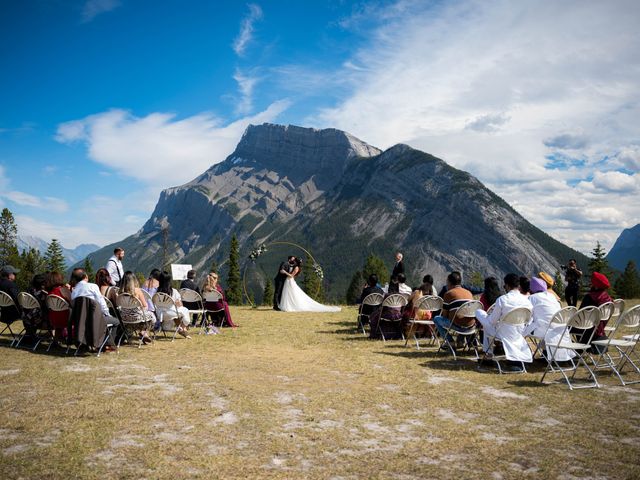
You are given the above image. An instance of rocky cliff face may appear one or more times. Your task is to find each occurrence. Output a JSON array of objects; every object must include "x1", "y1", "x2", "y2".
[
  {"x1": 85, "y1": 123, "x2": 587, "y2": 299},
  {"x1": 607, "y1": 224, "x2": 640, "y2": 271}
]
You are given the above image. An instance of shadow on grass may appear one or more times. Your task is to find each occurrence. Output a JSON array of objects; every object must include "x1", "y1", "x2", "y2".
[{"x1": 507, "y1": 379, "x2": 548, "y2": 388}]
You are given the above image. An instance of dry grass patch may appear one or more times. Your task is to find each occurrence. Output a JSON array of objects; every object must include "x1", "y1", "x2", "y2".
[{"x1": 0, "y1": 303, "x2": 639, "y2": 479}]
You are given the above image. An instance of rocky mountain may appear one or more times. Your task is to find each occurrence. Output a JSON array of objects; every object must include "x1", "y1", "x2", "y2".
[
  {"x1": 607, "y1": 224, "x2": 640, "y2": 271},
  {"x1": 84, "y1": 123, "x2": 588, "y2": 300},
  {"x1": 18, "y1": 235, "x2": 100, "y2": 267}
]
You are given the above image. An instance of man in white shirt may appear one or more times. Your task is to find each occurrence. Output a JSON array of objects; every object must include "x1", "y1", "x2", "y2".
[
  {"x1": 476, "y1": 273, "x2": 533, "y2": 368},
  {"x1": 106, "y1": 247, "x2": 125, "y2": 286}
]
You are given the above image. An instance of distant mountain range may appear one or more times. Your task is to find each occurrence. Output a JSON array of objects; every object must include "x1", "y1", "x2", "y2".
[
  {"x1": 607, "y1": 224, "x2": 640, "y2": 271},
  {"x1": 17, "y1": 236, "x2": 100, "y2": 268},
  {"x1": 83, "y1": 123, "x2": 589, "y2": 300}
]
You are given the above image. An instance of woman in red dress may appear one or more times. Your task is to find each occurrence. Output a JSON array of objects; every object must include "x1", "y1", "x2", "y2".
[
  {"x1": 201, "y1": 272, "x2": 237, "y2": 328},
  {"x1": 45, "y1": 271, "x2": 72, "y2": 341}
]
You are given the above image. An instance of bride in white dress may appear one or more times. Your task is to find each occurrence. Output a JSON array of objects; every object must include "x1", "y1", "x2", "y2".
[{"x1": 279, "y1": 259, "x2": 341, "y2": 312}]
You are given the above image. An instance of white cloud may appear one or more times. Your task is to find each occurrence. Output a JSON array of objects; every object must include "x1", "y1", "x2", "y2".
[
  {"x1": 2, "y1": 191, "x2": 68, "y2": 213},
  {"x1": 55, "y1": 100, "x2": 290, "y2": 186},
  {"x1": 300, "y1": 0, "x2": 640, "y2": 253},
  {"x1": 233, "y1": 68, "x2": 260, "y2": 115},
  {"x1": 233, "y1": 3, "x2": 263, "y2": 56},
  {"x1": 81, "y1": 0, "x2": 121, "y2": 23},
  {"x1": 15, "y1": 215, "x2": 94, "y2": 250}
]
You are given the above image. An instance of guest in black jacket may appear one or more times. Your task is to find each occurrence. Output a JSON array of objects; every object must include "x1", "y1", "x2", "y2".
[
  {"x1": 0, "y1": 265, "x2": 21, "y2": 324},
  {"x1": 180, "y1": 270, "x2": 200, "y2": 293}
]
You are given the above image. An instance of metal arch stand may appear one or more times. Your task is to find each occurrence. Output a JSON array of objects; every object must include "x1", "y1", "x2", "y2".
[{"x1": 242, "y1": 241, "x2": 321, "y2": 307}]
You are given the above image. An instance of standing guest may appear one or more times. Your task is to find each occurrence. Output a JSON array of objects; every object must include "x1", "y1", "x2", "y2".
[
  {"x1": 432, "y1": 272, "x2": 474, "y2": 341},
  {"x1": 105, "y1": 247, "x2": 125, "y2": 287},
  {"x1": 180, "y1": 270, "x2": 199, "y2": 293},
  {"x1": 390, "y1": 252, "x2": 404, "y2": 284},
  {"x1": 577, "y1": 272, "x2": 613, "y2": 349},
  {"x1": 45, "y1": 271, "x2": 73, "y2": 341},
  {"x1": 0, "y1": 265, "x2": 22, "y2": 325},
  {"x1": 95, "y1": 268, "x2": 117, "y2": 304},
  {"x1": 201, "y1": 272, "x2": 236, "y2": 328},
  {"x1": 120, "y1": 271, "x2": 154, "y2": 344},
  {"x1": 70, "y1": 268, "x2": 120, "y2": 348},
  {"x1": 539, "y1": 271, "x2": 561, "y2": 301},
  {"x1": 519, "y1": 276, "x2": 531, "y2": 296},
  {"x1": 563, "y1": 259, "x2": 583, "y2": 307},
  {"x1": 156, "y1": 271, "x2": 191, "y2": 338},
  {"x1": 476, "y1": 273, "x2": 533, "y2": 370},
  {"x1": 479, "y1": 277, "x2": 501, "y2": 311}
]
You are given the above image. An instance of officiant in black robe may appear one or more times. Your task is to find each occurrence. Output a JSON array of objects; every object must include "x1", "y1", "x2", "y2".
[{"x1": 273, "y1": 256, "x2": 295, "y2": 310}]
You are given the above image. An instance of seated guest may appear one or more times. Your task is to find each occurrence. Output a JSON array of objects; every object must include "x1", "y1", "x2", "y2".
[
  {"x1": 21, "y1": 273, "x2": 49, "y2": 342},
  {"x1": 577, "y1": 272, "x2": 613, "y2": 349},
  {"x1": 416, "y1": 274, "x2": 438, "y2": 297},
  {"x1": 156, "y1": 271, "x2": 192, "y2": 338},
  {"x1": 180, "y1": 269, "x2": 199, "y2": 293},
  {"x1": 397, "y1": 273, "x2": 412, "y2": 295},
  {"x1": 539, "y1": 271, "x2": 561, "y2": 301},
  {"x1": 476, "y1": 273, "x2": 533, "y2": 369},
  {"x1": 0, "y1": 265, "x2": 22, "y2": 326},
  {"x1": 45, "y1": 271, "x2": 73, "y2": 341},
  {"x1": 403, "y1": 274, "x2": 436, "y2": 336},
  {"x1": 95, "y1": 268, "x2": 117, "y2": 304},
  {"x1": 433, "y1": 272, "x2": 474, "y2": 343},
  {"x1": 524, "y1": 277, "x2": 573, "y2": 361},
  {"x1": 201, "y1": 272, "x2": 236, "y2": 328},
  {"x1": 368, "y1": 293, "x2": 404, "y2": 340},
  {"x1": 385, "y1": 275, "x2": 400, "y2": 294},
  {"x1": 479, "y1": 276, "x2": 501, "y2": 310},
  {"x1": 358, "y1": 274, "x2": 384, "y2": 326},
  {"x1": 519, "y1": 276, "x2": 531, "y2": 296},
  {"x1": 141, "y1": 269, "x2": 161, "y2": 313},
  {"x1": 120, "y1": 271, "x2": 154, "y2": 344},
  {"x1": 70, "y1": 268, "x2": 120, "y2": 348}
]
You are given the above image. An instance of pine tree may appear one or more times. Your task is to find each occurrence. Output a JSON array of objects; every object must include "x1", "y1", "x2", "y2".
[
  {"x1": 0, "y1": 207, "x2": 20, "y2": 267},
  {"x1": 553, "y1": 270, "x2": 565, "y2": 300},
  {"x1": 83, "y1": 257, "x2": 95, "y2": 282},
  {"x1": 614, "y1": 261, "x2": 640, "y2": 299},
  {"x1": 226, "y1": 234, "x2": 242, "y2": 305},
  {"x1": 262, "y1": 279, "x2": 274, "y2": 306},
  {"x1": 210, "y1": 258, "x2": 218, "y2": 274},
  {"x1": 469, "y1": 271, "x2": 484, "y2": 289},
  {"x1": 362, "y1": 254, "x2": 389, "y2": 285},
  {"x1": 346, "y1": 270, "x2": 364, "y2": 304},
  {"x1": 588, "y1": 241, "x2": 610, "y2": 277},
  {"x1": 17, "y1": 247, "x2": 46, "y2": 291},
  {"x1": 301, "y1": 253, "x2": 323, "y2": 301},
  {"x1": 44, "y1": 239, "x2": 66, "y2": 273}
]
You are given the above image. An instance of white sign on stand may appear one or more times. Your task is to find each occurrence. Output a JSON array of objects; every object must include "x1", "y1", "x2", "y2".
[{"x1": 171, "y1": 264, "x2": 192, "y2": 281}]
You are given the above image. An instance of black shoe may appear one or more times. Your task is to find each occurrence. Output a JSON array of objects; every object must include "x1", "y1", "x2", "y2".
[
  {"x1": 504, "y1": 361, "x2": 525, "y2": 372},
  {"x1": 273, "y1": 306, "x2": 281, "y2": 311}
]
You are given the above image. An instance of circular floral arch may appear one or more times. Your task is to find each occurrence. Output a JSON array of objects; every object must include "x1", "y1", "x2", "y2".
[{"x1": 242, "y1": 241, "x2": 324, "y2": 306}]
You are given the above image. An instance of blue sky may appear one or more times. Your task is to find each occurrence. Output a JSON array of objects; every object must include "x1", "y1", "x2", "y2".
[{"x1": 1, "y1": 0, "x2": 639, "y2": 254}]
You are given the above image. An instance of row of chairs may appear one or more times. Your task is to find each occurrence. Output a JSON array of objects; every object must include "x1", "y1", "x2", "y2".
[
  {"x1": 357, "y1": 293, "x2": 640, "y2": 388},
  {"x1": 0, "y1": 287, "x2": 229, "y2": 356}
]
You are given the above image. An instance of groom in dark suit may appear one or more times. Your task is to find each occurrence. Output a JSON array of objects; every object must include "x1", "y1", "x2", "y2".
[{"x1": 273, "y1": 256, "x2": 295, "y2": 310}]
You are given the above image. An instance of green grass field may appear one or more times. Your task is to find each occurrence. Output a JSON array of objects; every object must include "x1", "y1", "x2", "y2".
[{"x1": 1, "y1": 304, "x2": 639, "y2": 479}]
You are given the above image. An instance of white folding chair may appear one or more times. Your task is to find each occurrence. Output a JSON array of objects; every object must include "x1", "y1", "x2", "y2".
[
  {"x1": 357, "y1": 293, "x2": 384, "y2": 336},
  {"x1": 152, "y1": 292, "x2": 182, "y2": 341},
  {"x1": 202, "y1": 290, "x2": 227, "y2": 331},
  {"x1": 15, "y1": 292, "x2": 48, "y2": 351},
  {"x1": 179, "y1": 288, "x2": 205, "y2": 328},
  {"x1": 0, "y1": 291, "x2": 21, "y2": 346},
  {"x1": 480, "y1": 307, "x2": 532, "y2": 374},
  {"x1": 404, "y1": 295, "x2": 442, "y2": 349},
  {"x1": 590, "y1": 305, "x2": 640, "y2": 385},
  {"x1": 541, "y1": 306, "x2": 601, "y2": 389},
  {"x1": 438, "y1": 300, "x2": 483, "y2": 361},
  {"x1": 604, "y1": 299, "x2": 625, "y2": 335},
  {"x1": 45, "y1": 294, "x2": 72, "y2": 352},
  {"x1": 526, "y1": 305, "x2": 577, "y2": 360},
  {"x1": 116, "y1": 293, "x2": 153, "y2": 348},
  {"x1": 376, "y1": 294, "x2": 407, "y2": 342}
]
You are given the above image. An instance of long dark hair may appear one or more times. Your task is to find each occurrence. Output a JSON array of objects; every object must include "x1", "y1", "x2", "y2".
[
  {"x1": 157, "y1": 271, "x2": 173, "y2": 295},
  {"x1": 483, "y1": 276, "x2": 501, "y2": 307}
]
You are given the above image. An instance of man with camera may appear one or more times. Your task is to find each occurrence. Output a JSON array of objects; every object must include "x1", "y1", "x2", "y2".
[{"x1": 562, "y1": 259, "x2": 582, "y2": 307}]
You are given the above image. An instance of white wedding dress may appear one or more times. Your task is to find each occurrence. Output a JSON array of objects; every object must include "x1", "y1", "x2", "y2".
[{"x1": 279, "y1": 277, "x2": 341, "y2": 312}]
